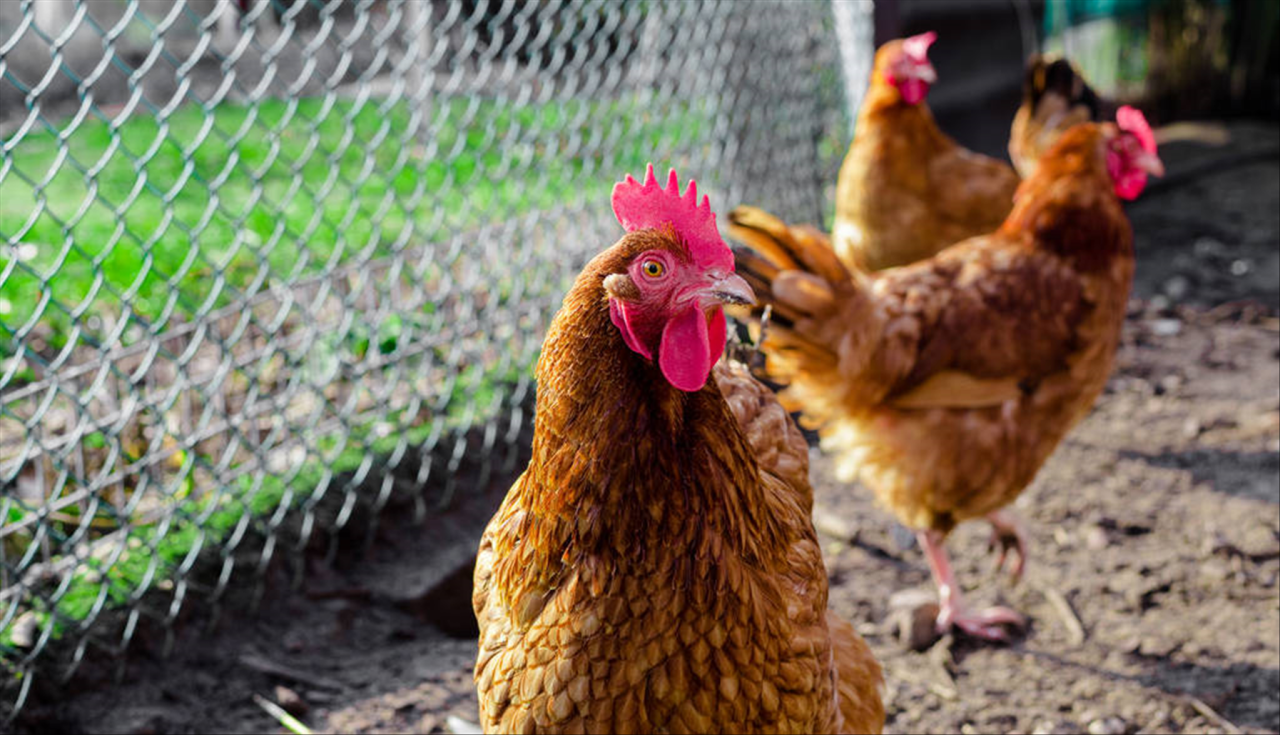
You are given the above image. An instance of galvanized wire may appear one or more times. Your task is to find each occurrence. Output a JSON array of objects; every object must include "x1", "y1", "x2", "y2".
[{"x1": 0, "y1": 0, "x2": 871, "y2": 718}]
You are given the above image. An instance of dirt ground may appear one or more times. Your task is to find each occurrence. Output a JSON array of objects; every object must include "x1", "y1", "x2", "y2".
[{"x1": 12, "y1": 122, "x2": 1279, "y2": 735}]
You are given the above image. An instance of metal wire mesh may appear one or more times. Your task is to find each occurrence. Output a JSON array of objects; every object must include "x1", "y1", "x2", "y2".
[{"x1": 0, "y1": 0, "x2": 872, "y2": 718}]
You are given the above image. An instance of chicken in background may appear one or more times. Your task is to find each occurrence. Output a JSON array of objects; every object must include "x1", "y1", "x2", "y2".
[
  {"x1": 834, "y1": 34, "x2": 1105, "y2": 273},
  {"x1": 833, "y1": 31, "x2": 1021, "y2": 272},
  {"x1": 730, "y1": 109, "x2": 1163, "y2": 642},
  {"x1": 1009, "y1": 55, "x2": 1107, "y2": 179},
  {"x1": 472, "y1": 166, "x2": 884, "y2": 733}
]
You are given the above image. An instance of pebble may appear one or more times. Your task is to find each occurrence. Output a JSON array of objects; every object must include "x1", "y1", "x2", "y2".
[
  {"x1": 8, "y1": 611, "x2": 39, "y2": 649},
  {"x1": 1149, "y1": 318, "x2": 1182, "y2": 337},
  {"x1": 274, "y1": 685, "x2": 309, "y2": 717},
  {"x1": 1163, "y1": 275, "x2": 1191, "y2": 300},
  {"x1": 890, "y1": 599, "x2": 942, "y2": 652},
  {"x1": 1087, "y1": 716, "x2": 1127, "y2": 735},
  {"x1": 1085, "y1": 525, "x2": 1111, "y2": 551},
  {"x1": 1139, "y1": 636, "x2": 1181, "y2": 658}
]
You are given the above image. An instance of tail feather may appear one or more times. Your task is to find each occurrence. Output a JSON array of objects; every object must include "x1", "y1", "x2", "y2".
[
  {"x1": 728, "y1": 206, "x2": 860, "y2": 378},
  {"x1": 728, "y1": 205, "x2": 884, "y2": 432},
  {"x1": 729, "y1": 206, "x2": 849, "y2": 284},
  {"x1": 1011, "y1": 55, "x2": 1106, "y2": 178},
  {"x1": 1024, "y1": 56, "x2": 1103, "y2": 122}
]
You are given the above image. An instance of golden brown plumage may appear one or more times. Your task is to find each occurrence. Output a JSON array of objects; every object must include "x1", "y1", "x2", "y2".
[
  {"x1": 732, "y1": 119, "x2": 1161, "y2": 640},
  {"x1": 472, "y1": 218, "x2": 883, "y2": 732},
  {"x1": 833, "y1": 35, "x2": 1021, "y2": 271}
]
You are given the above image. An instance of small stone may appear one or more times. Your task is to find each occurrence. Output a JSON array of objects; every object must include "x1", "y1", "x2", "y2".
[
  {"x1": 1163, "y1": 275, "x2": 1190, "y2": 300},
  {"x1": 1182, "y1": 417, "x2": 1202, "y2": 437},
  {"x1": 1087, "y1": 716, "x2": 1127, "y2": 735},
  {"x1": 274, "y1": 685, "x2": 309, "y2": 717},
  {"x1": 1230, "y1": 259, "x2": 1252, "y2": 276},
  {"x1": 1139, "y1": 636, "x2": 1180, "y2": 658},
  {"x1": 1149, "y1": 318, "x2": 1182, "y2": 336},
  {"x1": 8, "y1": 611, "x2": 41, "y2": 649},
  {"x1": 892, "y1": 600, "x2": 942, "y2": 652},
  {"x1": 1085, "y1": 525, "x2": 1111, "y2": 551}
]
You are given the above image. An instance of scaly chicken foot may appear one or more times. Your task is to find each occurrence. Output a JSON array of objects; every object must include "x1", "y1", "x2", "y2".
[
  {"x1": 985, "y1": 509, "x2": 1028, "y2": 583},
  {"x1": 919, "y1": 529, "x2": 1027, "y2": 643}
]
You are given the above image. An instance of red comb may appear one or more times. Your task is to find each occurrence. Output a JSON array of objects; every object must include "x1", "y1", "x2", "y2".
[
  {"x1": 901, "y1": 31, "x2": 936, "y2": 62},
  {"x1": 1116, "y1": 105, "x2": 1156, "y2": 153},
  {"x1": 611, "y1": 164, "x2": 732, "y2": 271}
]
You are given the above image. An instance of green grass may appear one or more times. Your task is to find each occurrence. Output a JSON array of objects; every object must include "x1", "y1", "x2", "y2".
[{"x1": 1, "y1": 93, "x2": 711, "y2": 347}]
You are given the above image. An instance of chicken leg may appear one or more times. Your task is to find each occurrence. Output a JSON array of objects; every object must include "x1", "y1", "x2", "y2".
[
  {"x1": 918, "y1": 529, "x2": 1026, "y2": 642},
  {"x1": 986, "y1": 509, "x2": 1028, "y2": 582}
]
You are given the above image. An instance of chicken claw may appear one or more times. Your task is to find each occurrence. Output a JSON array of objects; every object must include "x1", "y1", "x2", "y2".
[
  {"x1": 938, "y1": 602, "x2": 1027, "y2": 642},
  {"x1": 919, "y1": 529, "x2": 1027, "y2": 644},
  {"x1": 986, "y1": 510, "x2": 1028, "y2": 583}
]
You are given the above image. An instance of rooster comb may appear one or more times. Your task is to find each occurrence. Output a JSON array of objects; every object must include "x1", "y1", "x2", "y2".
[
  {"x1": 611, "y1": 164, "x2": 731, "y2": 270},
  {"x1": 1116, "y1": 105, "x2": 1156, "y2": 154},
  {"x1": 901, "y1": 31, "x2": 936, "y2": 62}
]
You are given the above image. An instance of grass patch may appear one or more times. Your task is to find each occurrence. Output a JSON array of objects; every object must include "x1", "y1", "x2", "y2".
[{"x1": 1, "y1": 93, "x2": 711, "y2": 347}]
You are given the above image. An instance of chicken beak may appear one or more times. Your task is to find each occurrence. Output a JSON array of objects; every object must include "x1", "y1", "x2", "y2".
[
  {"x1": 914, "y1": 62, "x2": 938, "y2": 85},
  {"x1": 700, "y1": 271, "x2": 756, "y2": 307},
  {"x1": 1134, "y1": 149, "x2": 1165, "y2": 177}
]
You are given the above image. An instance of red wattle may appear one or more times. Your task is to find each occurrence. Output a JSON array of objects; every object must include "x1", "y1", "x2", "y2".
[
  {"x1": 899, "y1": 78, "x2": 929, "y2": 105},
  {"x1": 659, "y1": 305, "x2": 713, "y2": 392}
]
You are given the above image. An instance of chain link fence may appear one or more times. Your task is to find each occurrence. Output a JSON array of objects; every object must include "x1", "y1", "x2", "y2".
[{"x1": 0, "y1": 0, "x2": 871, "y2": 719}]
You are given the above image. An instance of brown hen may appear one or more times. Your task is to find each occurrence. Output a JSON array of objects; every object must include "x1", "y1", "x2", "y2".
[
  {"x1": 472, "y1": 167, "x2": 884, "y2": 733},
  {"x1": 731, "y1": 114, "x2": 1163, "y2": 641}
]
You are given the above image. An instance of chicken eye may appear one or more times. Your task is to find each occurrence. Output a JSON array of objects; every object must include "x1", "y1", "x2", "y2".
[{"x1": 641, "y1": 259, "x2": 665, "y2": 278}]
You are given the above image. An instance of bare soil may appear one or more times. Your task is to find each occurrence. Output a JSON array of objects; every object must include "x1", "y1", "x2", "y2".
[{"x1": 12, "y1": 123, "x2": 1279, "y2": 735}]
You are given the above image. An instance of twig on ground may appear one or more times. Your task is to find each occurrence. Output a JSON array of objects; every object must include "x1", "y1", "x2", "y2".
[
  {"x1": 239, "y1": 652, "x2": 345, "y2": 692},
  {"x1": 1179, "y1": 694, "x2": 1244, "y2": 735},
  {"x1": 254, "y1": 694, "x2": 314, "y2": 735},
  {"x1": 1037, "y1": 583, "x2": 1087, "y2": 647}
]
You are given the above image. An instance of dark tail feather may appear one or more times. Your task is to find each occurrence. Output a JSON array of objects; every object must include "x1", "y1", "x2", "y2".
[
  {"x1": 727, "y1": 205, "x2": 860, "y2": 366},
  {"x1": 1024, "y1": 55, "x2": 1107, "y2": 122}
]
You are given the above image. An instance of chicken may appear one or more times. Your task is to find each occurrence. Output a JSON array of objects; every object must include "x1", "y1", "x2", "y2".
[
  {"x1": 1008, "y1": 55, "x2": 1106, "y2": 179},
  {"x1": 471, "y1": 166, "x2": 884, "y2": 734},
  {"x1": 730, "y1": 109, "x2": 1163, "y2": 642},
  {"x1": 834, "y1": 35, "x2": 1103, "y2": 272},
  {"x1": 833, "y1": 31, "x2": 1021, "y2": 271}
]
